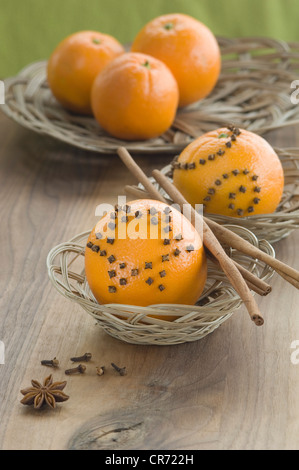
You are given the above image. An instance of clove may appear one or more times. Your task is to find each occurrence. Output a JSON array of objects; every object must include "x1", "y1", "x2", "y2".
[
  {"x1": 111, "y1": 363, "x2": 127, "y2": 376},
  {"x1": 65, "y1": 364, "x2": 86, "y2": 375},
  {"x1": 96, "y1": 366, "x2": 105, "y2": 376},
  {"x1": 41, "y1": 357, "x2": 59, "y2": 368},
  {"x1": 70, "y1": 353, "x2": 92, "y2": 362}
]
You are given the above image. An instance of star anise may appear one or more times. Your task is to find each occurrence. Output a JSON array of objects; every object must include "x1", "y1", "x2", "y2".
[{"x1": 20, "y1": 374, "x2": 69, "y2": 409}]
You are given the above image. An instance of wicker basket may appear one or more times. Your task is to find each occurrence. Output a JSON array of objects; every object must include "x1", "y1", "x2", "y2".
[
  {"x1": 1, "y1": 37, "x2": 299, "y2": 154},
  {"x1": 47, "y1": 225, "x2": 275, "y2": 346}
]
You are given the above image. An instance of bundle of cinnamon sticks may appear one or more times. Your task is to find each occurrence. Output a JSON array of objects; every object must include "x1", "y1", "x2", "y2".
[{"x1": 117, "y1": 146, "x2": 299, "y2": 327}]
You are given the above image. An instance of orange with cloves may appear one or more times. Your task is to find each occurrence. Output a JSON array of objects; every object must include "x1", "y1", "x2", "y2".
[
  {"x1": 173, "y1": 127, "x2": 284, "y2": 218},
  {"x1": 84, "y1": 199, "x2": 207, "y2": 320}
]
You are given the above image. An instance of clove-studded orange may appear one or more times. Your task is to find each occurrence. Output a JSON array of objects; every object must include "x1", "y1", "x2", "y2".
[
  {"x1": 172, "y1": 127, "x2": 284, "y2": 218},
  {"x1": 84, "y1": 199, "x2": 207, "y2": 319}
]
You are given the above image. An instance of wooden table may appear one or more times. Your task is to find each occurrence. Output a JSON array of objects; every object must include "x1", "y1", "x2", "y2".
[{"x1": 0, "y1": 111, "x2": 299, "y2": 451}]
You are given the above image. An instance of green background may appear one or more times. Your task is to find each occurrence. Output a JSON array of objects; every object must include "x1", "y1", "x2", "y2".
[{"x1": 1, "y1": 0, "x2": 299, "y2": 77}]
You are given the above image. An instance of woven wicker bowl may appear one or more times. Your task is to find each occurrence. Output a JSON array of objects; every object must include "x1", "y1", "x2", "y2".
[
  {"x1": 2, "y1": 37, "x2": 299, "y2": 154},
  {"x1": 47, "y1": 225, "x2": 274, "y2": 346}
]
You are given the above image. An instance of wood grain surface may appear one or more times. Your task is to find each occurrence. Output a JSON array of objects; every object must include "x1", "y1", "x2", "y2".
[{"x1": 0, "y1": 112, "x2": 299, "y2": 450}]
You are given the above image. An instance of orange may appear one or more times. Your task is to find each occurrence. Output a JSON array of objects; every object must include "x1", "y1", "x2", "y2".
[
  {"x1": 91, "y1": 52, "x2": 179, "y2": 141},
  {"x1": 173, "y1": 126, "x2": 284, "y2": 218},
  {"x1": 131, "y1": 13, "x2": 221, "y2": 107},
  {"x1": 84, "y1": 199, "x2": 207, "y2": 319},
  {"x1": 47, "y1": 31, "x2": 125, "y2": 114}
]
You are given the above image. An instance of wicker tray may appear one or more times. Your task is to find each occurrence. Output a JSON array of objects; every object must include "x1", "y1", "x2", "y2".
[
  {"x1": 47, "y1": 225, "x2": 274, "y2": 346},
  {"x1": 1, "y1": 37, "x2": 299, "y2": 154}
]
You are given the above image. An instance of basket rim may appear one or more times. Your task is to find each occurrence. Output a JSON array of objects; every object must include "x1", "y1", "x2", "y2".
[{"x1": 46, "y1": 225, "x2": 275, "y2": 317}]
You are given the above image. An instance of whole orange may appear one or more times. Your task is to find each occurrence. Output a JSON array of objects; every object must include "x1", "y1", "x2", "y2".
[
  {"x1": 47, "y1": 31, "x2": 125, "y2": 114},
  {"x1": 131, "y1": 13, "x2": 221, "y2": 107},
  {"x1": 84, "y1": 199, "x2": 207, "y2": 319},
  {"x1": 173, "y1": 126, "x2": 284, "y2": 218},
  {"x1": 91, "y1": 52, "x2": 179, "y2": 140}
]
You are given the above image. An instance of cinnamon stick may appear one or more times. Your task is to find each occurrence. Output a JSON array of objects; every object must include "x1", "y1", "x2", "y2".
[
  {"x1": 233, "y1": 260, "x2": 272, "y2": 296},
  {"x1": 274, "y1": 269, "x2": 299, "y2": 289},
  {"x1": 207, "y1": 253, "x2": 269, "y2": 296},
  {"x1": 124, "y1": 184, "x2": 151, "y2": 200},
  {"x1": 205, "y1": 218, "x2": 299, "y2": 284},
  {"x1": 152, "y1": 169, "x2": 264, "y2": 326},
  {"x1": 117, "y1": 147, "x2": 264, "y2": 326},
  {"x1": 118, "y1": 147, "x2": 165, "y2": 202}
]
